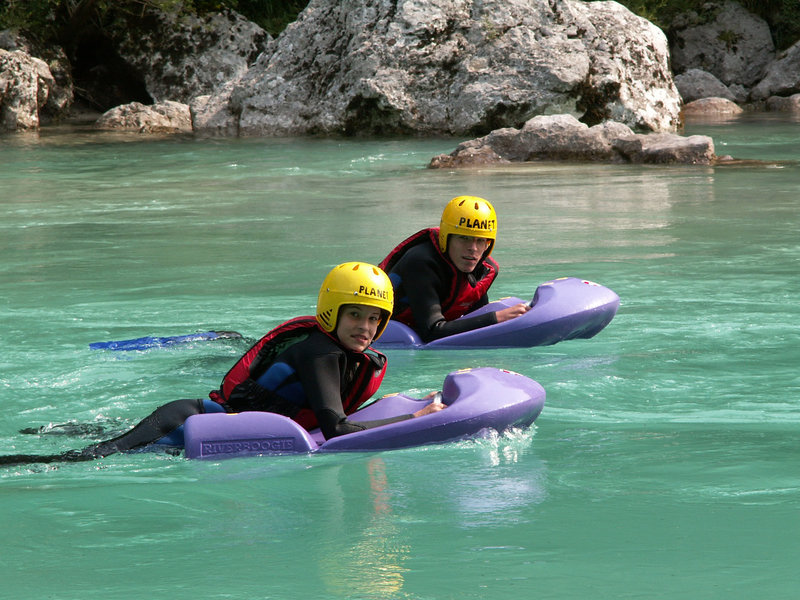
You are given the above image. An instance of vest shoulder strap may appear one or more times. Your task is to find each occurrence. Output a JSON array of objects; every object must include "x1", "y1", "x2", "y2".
[
  {"x1": 379, "y1": 227, "x2": 439, "y2": 273},
  {"x1": 211, "y1": 316, "x2": 318, "y2": 403}
]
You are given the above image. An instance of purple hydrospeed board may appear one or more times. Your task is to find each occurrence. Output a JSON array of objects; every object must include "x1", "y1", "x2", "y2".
[
  {"x1": 375, "y1": 277, "x2": 620, "y2": 349},
  {"x1": 183, "y1": 367, "x2": 546, "y2": 459}
]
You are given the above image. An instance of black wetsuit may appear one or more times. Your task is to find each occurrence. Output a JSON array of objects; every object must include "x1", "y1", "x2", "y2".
[
  {"x1": 223, "y1": 328, "x2": 409, "y2": 439},
  {"x1": 387, "y1": 240, "x2": 498, "y2": 342},
  {"x1": 1, "y1": 329, "x2": 409, "y2": 466}
]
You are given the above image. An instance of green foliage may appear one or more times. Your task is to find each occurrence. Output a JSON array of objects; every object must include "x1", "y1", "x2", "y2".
[
  {"x1": 4, "y1": 1, "x2": 798, "y2": 52},
  {"x1": 717, "y1": 29, "x2": 740, "y2": 50},
  {"x1": 0, "y1": 0, "x2": 308, "y2": 42},
  {"x1": 611, "y1": 0, "x2": 800, "y2": 50},
  {"x1": 747, "y1": 0, "x2": 800, "y2": 50},
  {"x1": 0, "y1": 0, "x2": 57, "y2": 34},
  {"x1": 208, "y1": 0, "x2": 309, "y2": 35},
  {"x1": 592, "y1": 0, "x2": 698, "y2": 30}
]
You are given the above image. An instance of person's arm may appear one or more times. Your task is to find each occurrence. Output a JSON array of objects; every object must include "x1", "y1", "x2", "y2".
[
  {"x1": 401, "y1": 260, "x2": 498, "y2": 342},
  {"x1": 296, "y1": 351, "x2": 415, "y2": 440}
]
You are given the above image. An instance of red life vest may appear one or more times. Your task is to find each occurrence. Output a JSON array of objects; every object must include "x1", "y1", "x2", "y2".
[
  {"x1": 379, "y1": 227, "x2": 498, "y2": 326},
  {"x1": 208, "y1": 316, "x2": 387, "y2": 430}
]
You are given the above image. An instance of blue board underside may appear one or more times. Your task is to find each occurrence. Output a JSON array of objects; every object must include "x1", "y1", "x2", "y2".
[{"x1": 89, "y1": 330, "x2": 243, "y2": 351}]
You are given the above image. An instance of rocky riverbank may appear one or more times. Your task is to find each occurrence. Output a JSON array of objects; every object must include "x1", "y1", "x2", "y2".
[{"x1": 2, "y1": 1, "x2": 798, "y2": 166}]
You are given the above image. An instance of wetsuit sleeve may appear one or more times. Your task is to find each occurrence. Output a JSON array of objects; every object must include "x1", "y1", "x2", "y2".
[
  {"x1": 400, "y1": 260, "x2": 497, "y2": 342},
  {"x1": 296, "y1": 351, "x2": 412, "y2": 440}
]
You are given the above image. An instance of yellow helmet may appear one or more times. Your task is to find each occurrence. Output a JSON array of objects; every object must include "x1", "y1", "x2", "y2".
[
  {"x1": 316, "y1": 262, "x2": 394, "y2": 340},
  {"x1": 438, "y1": 195, "x2": 497, "y2": 255}
]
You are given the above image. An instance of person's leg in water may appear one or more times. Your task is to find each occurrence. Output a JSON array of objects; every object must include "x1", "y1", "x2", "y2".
[{"x1": 0, "y1": 398, "x2": 211, "y2": 467}]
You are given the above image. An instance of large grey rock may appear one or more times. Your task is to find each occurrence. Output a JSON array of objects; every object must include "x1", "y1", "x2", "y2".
[
  {"x1": 750, "y1": 42, "x2": 800, "y2": 101},
  {"x1": 38, "y1": 46, "x2": 73, "y2": 121},
  {"x1": 202, "y1": 0, "x2": 679, "y2": 137},
  {"x1": 190, "y1": 83, "x2": 240, "y2": 136},
  {"x1": 113, "y1": 9, "x2": 270, "y2": 103},
  {"x1": 682, "y1": 97, "x2": 743, "y2": 116},
  {"x1": 674, "y1": 68, "x2": 736, "y2": 102},
  {"x1": 670, "y1": 1, "x2": 774, "y2": 88},
  {"x1": 612, "y1": 132, "x2": 716, "y2": 164},
  {"x1": 94, "y1": 100, "x2": 192, "y2": 133},
  {"x1": 0, "y1": 48, "x2": 56, "y2": 130},
  {"x1": 0, "y1": 31, "x2": 73, "y2": 126},
  {"x1": 765, "y1": 93, "x2": 800, "y2": 112},
  {"x1": 429, "y1": 114, "x2": 716, "y2": 167}
]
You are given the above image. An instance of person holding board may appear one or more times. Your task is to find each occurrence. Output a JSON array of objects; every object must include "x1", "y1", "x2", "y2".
[
  {"x1": 379, "y1": 195, "x2": 530, "y2": 342},
  {"x1": 1, "y1": 262, "x2": 444, "y2": 467}
]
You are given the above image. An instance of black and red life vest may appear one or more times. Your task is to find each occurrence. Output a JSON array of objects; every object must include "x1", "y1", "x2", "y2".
[
  {"x1": 379, "y1": 227, "x2": 498, "y2": 326},
  {"x1": 209, "y1": 316, "x2": 387, "y2": 430}
]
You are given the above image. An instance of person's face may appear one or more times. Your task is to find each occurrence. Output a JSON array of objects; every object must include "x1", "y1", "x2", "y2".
[
  {"x1": 446, "y1": 234, "x2": 491, "y2": 273},
  {"x1": 336, "y1": 304, "x2": 382, "y2": 352}
]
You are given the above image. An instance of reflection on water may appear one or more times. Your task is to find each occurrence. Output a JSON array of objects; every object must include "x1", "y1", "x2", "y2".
[{"x1": 320, "y1": 457, "x2": 410, "y2": 598}]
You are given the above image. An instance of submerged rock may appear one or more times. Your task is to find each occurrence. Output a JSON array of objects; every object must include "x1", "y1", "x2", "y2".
[{"x1": 429, "y1": 114, "x2": 716, "y2": 167}]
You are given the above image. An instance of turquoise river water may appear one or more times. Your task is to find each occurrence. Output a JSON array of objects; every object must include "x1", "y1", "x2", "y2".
[{"x1": 1, "y1": 114, "x2": 798, "y2": 599}]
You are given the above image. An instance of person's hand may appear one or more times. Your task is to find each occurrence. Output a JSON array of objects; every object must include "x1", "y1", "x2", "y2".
[
  {"x1": 495, "y1": 302, "x2": 531, "y2": 323},
  {"x1": 413, "y1": 391, "x2": 446, "y2": 417},
  {"x1": 413, "y1": 402, "x2": 446, "y2": 417}
]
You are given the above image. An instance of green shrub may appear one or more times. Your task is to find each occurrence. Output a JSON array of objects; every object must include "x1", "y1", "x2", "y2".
[
  {"x1": 4, "y1": 1, "x2": 798, "y2": 53},
  {"x1": 610, "y1": 0, "x2": 800, "y2": 50},
  {"x1": 0, "y1": 0, "x2": 309, "y2": 42}
]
